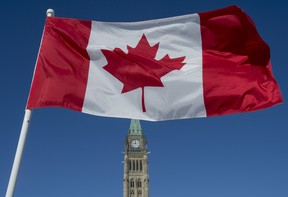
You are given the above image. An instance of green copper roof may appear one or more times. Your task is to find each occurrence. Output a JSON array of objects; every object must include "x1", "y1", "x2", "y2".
[{"x1": 129, "y1": 119, "x2": 142, "y2": 136}]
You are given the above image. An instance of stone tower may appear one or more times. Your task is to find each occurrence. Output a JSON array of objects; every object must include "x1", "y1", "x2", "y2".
[{"x1": 123, "y1": 119, "x2": 149, "y2": 197}]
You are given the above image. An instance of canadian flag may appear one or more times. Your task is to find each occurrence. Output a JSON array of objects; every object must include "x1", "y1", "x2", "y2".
[{"x1": 27, "y1": 5, "x2": 282, "y2": 121}]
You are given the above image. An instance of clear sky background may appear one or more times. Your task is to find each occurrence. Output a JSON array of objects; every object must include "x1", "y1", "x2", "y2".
[{"x1": 0, "y1": 0, "x2": 287, "y2": 197}]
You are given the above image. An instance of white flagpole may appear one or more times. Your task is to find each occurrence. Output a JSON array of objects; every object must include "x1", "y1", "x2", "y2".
[
  {"x1": 5, "y1": 9, "x2": 55, "y2": 197},
  {"x1": 5, "y1": 109, "x2": 32, "y2": 197}
]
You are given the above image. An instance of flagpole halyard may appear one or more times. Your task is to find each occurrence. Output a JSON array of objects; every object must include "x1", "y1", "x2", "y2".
[{"x1": 5, "y1": 9, "x2": 54, "y2": 197}]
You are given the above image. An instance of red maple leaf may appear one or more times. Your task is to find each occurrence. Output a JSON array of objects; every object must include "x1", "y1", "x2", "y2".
[{"x1": 102, "y1": 34, "x2": 186, "y2": 112}]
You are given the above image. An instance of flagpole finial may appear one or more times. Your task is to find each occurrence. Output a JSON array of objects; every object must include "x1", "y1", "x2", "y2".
[{"x1": 46, "y1": 8, "x2": 55, "y2": 17}]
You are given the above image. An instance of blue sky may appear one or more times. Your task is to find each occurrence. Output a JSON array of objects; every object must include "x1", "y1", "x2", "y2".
[{"x1": 0, "y1": 0, "x2": 287, "y2": 197}]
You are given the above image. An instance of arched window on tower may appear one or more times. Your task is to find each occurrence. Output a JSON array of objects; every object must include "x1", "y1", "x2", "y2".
[
  {"x1": 133, "y1": 160, "x2": 135, "y2": 171},
  {"x1": 129, "y1": 160, "x2": 132, "y2": 171},
  {"x1": 140, "y1": 160, "x2": 143, "y2": 171},
  {"x1": 130, "y1": 179, "x2": 134, "y2": 188},
  {"x1": 137, "y1": 179, "x2": 142, "y2": 188},
  {"x1": 136, "y1": 160, "x2": 139, "y2": 171}
]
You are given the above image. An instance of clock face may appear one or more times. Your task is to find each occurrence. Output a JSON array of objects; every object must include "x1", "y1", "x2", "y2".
[{"x1": 131, "y1": 140, "x2": 140, "y2": 148}]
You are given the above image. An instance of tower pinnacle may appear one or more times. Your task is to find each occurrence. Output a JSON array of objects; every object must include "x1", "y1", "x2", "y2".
[{"x1": 129, "y1": 119, "x2": 142, "y2": 136}]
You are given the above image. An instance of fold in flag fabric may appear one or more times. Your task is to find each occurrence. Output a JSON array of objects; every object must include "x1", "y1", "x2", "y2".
[{"x1": 27, "y1": 5, "x2": 282, "y2": 121}]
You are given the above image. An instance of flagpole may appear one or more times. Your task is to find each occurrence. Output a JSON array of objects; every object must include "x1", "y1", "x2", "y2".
[
  {"x1": 5, "y1": 9, "x2": 55, "y2": 197},
  {"x1": 5, "y1": 109, "x2": 32, "y2": 197}
]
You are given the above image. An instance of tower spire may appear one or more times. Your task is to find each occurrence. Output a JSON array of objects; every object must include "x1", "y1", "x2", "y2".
[{"x1": 129, "y1": 119, "x2": 142, "y2": 136}]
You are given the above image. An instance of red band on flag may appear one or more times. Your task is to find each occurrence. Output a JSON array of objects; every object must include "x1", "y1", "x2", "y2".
[
  {"x1": 27, "y1": 18, "x2": 91, "y2": 111},
  {"x1": 199, "y1": 6, "x2": 282, "y2": 116}
]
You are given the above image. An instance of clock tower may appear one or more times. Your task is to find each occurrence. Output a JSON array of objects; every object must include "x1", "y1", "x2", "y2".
[{"x1": 123, "y1": 119, "x2": 149, "y2": 197}]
